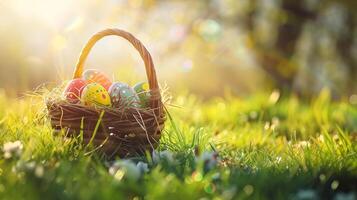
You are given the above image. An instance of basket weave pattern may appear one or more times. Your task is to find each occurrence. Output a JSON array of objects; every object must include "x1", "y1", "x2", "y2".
[{"x1": 47, "y1": 29, "x2": 165, "y2": 157}]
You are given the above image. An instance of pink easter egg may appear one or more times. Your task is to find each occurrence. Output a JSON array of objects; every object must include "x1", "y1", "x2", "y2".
[{"x1": 63, "y1": 78, "x2": 87, "y2": 103}]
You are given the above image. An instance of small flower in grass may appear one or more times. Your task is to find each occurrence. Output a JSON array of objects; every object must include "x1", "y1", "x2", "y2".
[
  {"x1": 264, "y1": 122, "x2": 270, "y2": 130},
  {"x1": 152, "y1": 150, "x2": 175, "y2": 165},
  {"x1": 293, "y1": 141, "x2": 311, "y2": 149},
  {"x1": 109, "y1": 160, "x2": 141, "y2": 182},
  {"x1": 3, "y1": 141, "x2": 23, "y2": 159},
  {"x1": 318, "y1": 134, "x2": 325, "y2": 142},
  {"x1": 275, "y1": 156, "x2": 282, "y2": 164},
  {"x1": 12, "y1": 160, "x2": 45, "y2": 178},
  {"x1": 136, "y1": 161, "x2": 149, "y2": 174},
  {"x1": 334, "y1": 192, "x2": 356, "y2": 200},
  {"x1": 195, "y1": 151, "x2": 219, "y2": 172},
  {"x1": 293, "y1": 189, "x2": 317, "y2": 200},
  {"x1": 271, "y1": 117, "x2": 280, "y2": 130},
  {"x1": 34, "y1": 165, "x2": 44, "y2": 178}
]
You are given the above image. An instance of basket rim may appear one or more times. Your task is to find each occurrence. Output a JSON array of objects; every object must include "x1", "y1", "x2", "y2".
[{"x1": 47, "y1": 99, "x2": 165, "y2": 117}]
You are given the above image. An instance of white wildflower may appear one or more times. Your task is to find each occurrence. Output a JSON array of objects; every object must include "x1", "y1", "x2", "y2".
[
  {"x1": 3, "y1": 141, "x2": 23, "y2": 159},
  {"x1": 25, "y1": 161, "x2": 36, "y2": 170},
  {"x1": 152, "y1": 150, "x2": 175, "y2": 164},
  {"x1": 35, "y1": 165, "x2": 44, "y2": 178},
  {"x1": 271, "y1": 117, "x2": 280, "y2": 130},
  {"x1": 264, "y1": 122, "x2": 270, "y2": 130},
  {"x1": 109, "y1": 160, "x2": 141, "y2": 182},
  {"x1": 294, "y1": 141, "x2": 311, "y2": 148},
  {"x1": 294, "y1": 189, "x2": 317, "y2": 200},
  {"x1": 334, "y1": 192, "x2": 356, "y2": 200},
  {"x1": 195, "y1": 151, "x2": 219, "y2": 171},
  {"x1": 136, "y1": 161, "x2": 149, "y2": 174}
]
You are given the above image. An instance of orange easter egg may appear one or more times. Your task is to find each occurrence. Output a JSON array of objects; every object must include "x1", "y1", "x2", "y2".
[{"x1": 83, "y1": 69, "x2": 112, "y2": 90}]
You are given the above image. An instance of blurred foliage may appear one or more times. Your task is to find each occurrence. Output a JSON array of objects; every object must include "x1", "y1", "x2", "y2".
[{"x1": 0, "y1": 0, "x2": 356, "y2": 98}]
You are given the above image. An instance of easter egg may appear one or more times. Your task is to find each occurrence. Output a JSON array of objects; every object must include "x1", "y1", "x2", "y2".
[
  {"x1": 83, "y1": 69, "x2": 112, "y2": 90},
  {"x1": 108, "y1": 82, "x2": 140, "y2": 108},
  {"x1": 81, "y1": 83, "x2": 111, "y2": 107},
  {"x1": 63, "y1": 78, "x2": 87, "y2": 103},
  {"x1": 133, "y1": 82, "x2": 151, "y2": 107}
]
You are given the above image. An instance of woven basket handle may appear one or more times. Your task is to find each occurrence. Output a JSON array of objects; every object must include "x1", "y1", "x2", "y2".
[{"x1": 73, "y1": 28, "x2": 161, "y2": 108}]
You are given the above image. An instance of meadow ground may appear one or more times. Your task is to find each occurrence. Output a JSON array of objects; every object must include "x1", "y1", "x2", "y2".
[{"x1": 0, "y1": 90, "x2": 356, "y2": 199}]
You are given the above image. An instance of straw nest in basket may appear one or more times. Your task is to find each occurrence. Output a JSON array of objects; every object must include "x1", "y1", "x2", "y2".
[{"x1": 46, "y1": 29, "x2": 167, "y2": 158}]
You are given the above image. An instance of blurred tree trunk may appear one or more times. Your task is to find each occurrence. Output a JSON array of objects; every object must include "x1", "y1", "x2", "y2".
[
  {"x1": 335, "y1": 11, "x2": 357, "y2": 94},
  {"x1": 248, "y1": 0, "x2": 316, "y2": 95},
  {"x1": 246, "y1": 0, "x2": 356, "y2": 97}
]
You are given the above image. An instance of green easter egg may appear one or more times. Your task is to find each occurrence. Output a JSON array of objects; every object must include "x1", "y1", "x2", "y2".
[{"x1": 133, "y1": 82, "x2": 151, "y2": 107}]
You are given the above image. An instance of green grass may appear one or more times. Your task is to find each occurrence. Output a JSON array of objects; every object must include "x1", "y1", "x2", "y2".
[{"x1": 0, "y1": 90, "x2": 356, "y2": 199}]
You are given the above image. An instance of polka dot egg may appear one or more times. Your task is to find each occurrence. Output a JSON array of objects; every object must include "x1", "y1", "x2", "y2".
[
  {"x1": 83, "y1": 69, "x2": 112, "y2": 90},
  {"x1": 81, "y1": 83, "x2": 111, "y2": 107},
  {"x1": 109, "y1": 82, "x2": 140, "y2": 108}
]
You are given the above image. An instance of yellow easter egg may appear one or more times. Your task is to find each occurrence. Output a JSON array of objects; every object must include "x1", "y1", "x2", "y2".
[{"x1": 81, "y1": 83, "x2": 111, "y2": 107}]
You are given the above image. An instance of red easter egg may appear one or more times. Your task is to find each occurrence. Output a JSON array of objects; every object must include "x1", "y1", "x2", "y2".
[
  {"x1": 83, "y1": 69, "x2": 112, "y2": 90},
  {"x1": 63, "y1": 78, "x2": 87, "y2": 103}
]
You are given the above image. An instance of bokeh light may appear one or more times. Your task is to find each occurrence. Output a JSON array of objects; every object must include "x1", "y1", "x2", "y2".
[{"x1": 0, "y1": 0, "x2": 356, "y2": 98}]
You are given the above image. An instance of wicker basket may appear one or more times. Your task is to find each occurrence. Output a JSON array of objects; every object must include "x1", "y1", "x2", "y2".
[{"x1": 47, "y1": 29, "x2": 165, "y2": 158}]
